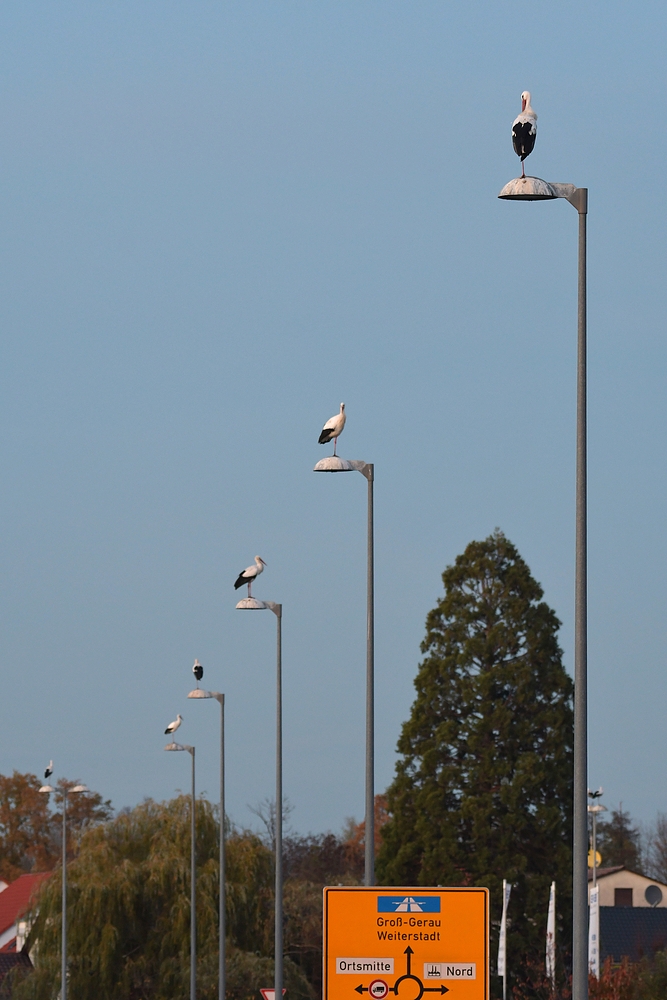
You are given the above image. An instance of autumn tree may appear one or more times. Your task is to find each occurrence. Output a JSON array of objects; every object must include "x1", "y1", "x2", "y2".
[
  {"x1": 0, "y1": 772, "x2": 56, "y2": 881},
  {"x1": 0, "y1": 772, "x2": 112, "y2": 883},
  {"x1": 377, "y1": 531, "x2": 574, "y2": 992}
]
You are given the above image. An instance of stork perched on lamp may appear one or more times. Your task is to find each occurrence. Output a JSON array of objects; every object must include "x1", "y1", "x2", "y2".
[
  {"x1": 234, "y1": 556, "x2": 266, "y2": 598},
  {"x1": 318, "y1": 403, "x2": 346, "y2": 456},
  {"x1": 165, "y1": 714, "x2": 183, "y2": 742},
  {"x1": 512, "y1": 91, "x2": 537, "y2": 178},
  {"x1": 192, "y1": 660, "x2": 203, "y2": 686}
]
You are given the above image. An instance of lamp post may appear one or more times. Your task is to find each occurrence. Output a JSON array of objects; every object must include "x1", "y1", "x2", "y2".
[
  {"x1": 499, "y1": 174, "x2": 588, "y2": 1000},
  {"x1": 188, "y1": 678, "x2": 225, "y2": 1000},
  {"x1": 313, "y1": 454, "x2": 375, "y2": 885},
  {"x1": 165, "y1": 740, "x2": 196, "y2": 1000},
  {"x1": 587, "y1": 793, "x2": 607, "y2": 889},
  {"x1": 236, "y1": 593, "x2": 283, "y2": 1000},
  {"x1": 39, "y1": 779, "x2": 88, "y2": 1000}
]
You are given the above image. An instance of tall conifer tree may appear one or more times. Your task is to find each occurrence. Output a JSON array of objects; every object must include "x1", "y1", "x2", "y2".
[{"x1": 377, "y1": 531, "x2": 573, "y2": 980}]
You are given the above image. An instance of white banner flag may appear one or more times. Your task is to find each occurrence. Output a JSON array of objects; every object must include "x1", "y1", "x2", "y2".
[
  {"x1": 545, "y1": 881, "x2": 556, "y2": 985},
  {"x1": 588, "y1": 884, "x2": 600, "y2": 978},
  {"x1": 497, "y1": 880, "x2": 512, "y2": 979}
]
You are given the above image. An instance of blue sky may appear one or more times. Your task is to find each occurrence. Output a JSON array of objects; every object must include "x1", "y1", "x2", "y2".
[{"x1": 0, "y1": 2, "x2": 666, "y2": 837}]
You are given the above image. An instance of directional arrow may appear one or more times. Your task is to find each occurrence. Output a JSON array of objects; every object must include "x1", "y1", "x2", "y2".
[
  {"x1": 404, "y1": 947, "x2": 413, "y2": 976},
  {"x1": 423, "y1": 987, "x2": 449, "y2": 995},
  {"x1": 354, "y1": 987, "x2": 368, "y2": 994}
]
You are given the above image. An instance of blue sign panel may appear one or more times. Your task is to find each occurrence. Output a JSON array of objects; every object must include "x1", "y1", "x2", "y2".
[{"x1": 377, "y1": 896, "x2": 441, "y2": 913}]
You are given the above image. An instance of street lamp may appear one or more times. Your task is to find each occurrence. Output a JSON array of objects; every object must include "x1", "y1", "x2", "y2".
[
  {"x1": 498, "y1": 173, "x2": 588, "y2": 1000},
  {"x1": 165, "y1": 739, "x2": 196, "y2": 1000},
  {"x1": 313, "y1": 454, "x2": 375, "y2": 885},
  {"x1": 188, "y1": 672, "x2": 226, "y2": 1000},
  {"x1": 236, "y1": 593, "x2": 284, "y2": 1000},
  {"x1": 587, "y1": 788, "x2": 606, "y2": 889},
  {"x1": 39, "y1": 778, "x2": 88, "y2": 1000}
]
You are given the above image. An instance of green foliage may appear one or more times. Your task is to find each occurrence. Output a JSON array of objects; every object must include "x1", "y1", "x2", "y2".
[
  {"x1": 377, "y1": 531, "x2": 574, "y2": 989},
  {"x1": 597, "y1": 805, "x2": 642, "y2": 872},
  {"x1": 16, "y1": 796, "x2": 314, "y2": 1000}
]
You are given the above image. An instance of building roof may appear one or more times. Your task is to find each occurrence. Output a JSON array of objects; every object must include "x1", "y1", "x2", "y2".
[
  {"x1": 588, "y1": 865, "x2": 625, "y2": 881},
  {"x1": 0, "y1": 949, "x2": 32, "y2": 985},
  {"x1": 0, "y1": 874, "x2": 50, "y2": 937},
  {"x1": 601, "y1": 907, "x2": 667, "y2": 963}
]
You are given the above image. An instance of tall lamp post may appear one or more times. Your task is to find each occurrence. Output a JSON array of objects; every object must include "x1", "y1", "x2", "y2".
[
  {"x1": 236, "y1": 592, "x2": 283, "y2": 999},
  {"x1": 313, "y1": 454, "x2": 375, "y2": 884},
  {"x1": 188, "y1": 675, "x2": 226, "y2": 1000},
  {"x1": 39, "y1": 779, "x2": 88, "y2": 1000},
  {"x1": 498, "y1": 173, "x2": 588, "y2": 1000},
  {"x1": 587, "y1": 789, "x2": 606, "y2": 889},
  {"x1": 165, "y1": 739, "x2": 197, "y2": 1000}
]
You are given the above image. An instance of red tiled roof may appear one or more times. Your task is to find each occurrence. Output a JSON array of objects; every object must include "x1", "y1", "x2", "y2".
[
  {"x1": 0, "y1": 874, "x2": 51, "y2": 936},
  {"x1": 587, "y1": 865, "x2": 625, "y2": 881}
]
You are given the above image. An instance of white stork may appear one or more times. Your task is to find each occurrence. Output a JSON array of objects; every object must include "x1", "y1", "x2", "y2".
[
  {"x1": 512, "y1": 91, "x2": 537, "y2": 178},
  {"x1": 234, "y1": 555, "x2": 266, "y2": 598},
  {"x1": 44, "y1": 760, "x2": 53, "y2": 780},
  {"x1": 192, "y1": 659, "x2": 203, "y2": 685},
  {"x1": 318, "y1": 402, "x2": 346, "y2": 456},
  {"x1": 165, "y1": 714, "x2": 183, "y2": 740}
]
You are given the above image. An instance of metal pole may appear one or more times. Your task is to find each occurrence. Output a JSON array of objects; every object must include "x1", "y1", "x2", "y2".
[
  {"x1": 365, "y1": 465, "x2": 375, "y2": 885},
  {"x1": 572, "y1": 190, "x2": 588, "y2": 1000},
  {"x1": 274, "y1": 606, "x2": 283, "y2": 1000},
  {"x1": 592, "y1": 809, "x2": 597, "y2": 888},
  {"x1": 61, "y1": 790, "x2": 67, "y2": 1000},
  {"x1": 191, "y1": 747, "x2": 197, "y2": 1000},
  {"x1": 219, "y1": 696, "x2": 225, "y2": 1000}
]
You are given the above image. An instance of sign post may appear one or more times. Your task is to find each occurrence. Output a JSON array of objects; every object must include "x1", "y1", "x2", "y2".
[{"x1": 324, "y1": 887, "x2": 489, "y2": 1000}]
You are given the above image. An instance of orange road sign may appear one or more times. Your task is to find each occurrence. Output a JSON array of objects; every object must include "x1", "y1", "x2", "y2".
[{"x1": 323, "y1": 887, "x2": 489, "y2": 1000}]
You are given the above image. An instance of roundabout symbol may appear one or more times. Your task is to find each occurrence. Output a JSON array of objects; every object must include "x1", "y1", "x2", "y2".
[{"x1": 355, "y1": 948, "x2": 449, "y2": 1000}]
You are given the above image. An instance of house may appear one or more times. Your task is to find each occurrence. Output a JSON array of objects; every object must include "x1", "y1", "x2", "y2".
[
  {"x1": 0, "y1": 951, "x2": 33, "y2": 994},
  {"x1": 588, "y1": 867, "x2": 667, "y2": 963},
  {"x1": 0, "y1": 874, "x2": 50, "y2": 954},
  {"x1": 588, "y1": 866, "x2": 667, "y2": 908}
]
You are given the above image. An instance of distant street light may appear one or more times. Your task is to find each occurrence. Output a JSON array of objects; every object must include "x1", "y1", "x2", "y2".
[
  {"x1": 588, "y1": 788, "x2": 607, "y2": 889},
  {"x1": 39, "y1": 777, "x2": 88, "y2": 1000},
  {"x1": 236, "y1": 592, "x2": 284, "y2": 1000},
  {"x1": 164, "y1": 739, "x2": 196, "y2": 1000},
  {"x1": 499, "y1": 173, "x2": 588, "y2": 1000},
  {"x1": 314, "y1": 453, "x2": 375, "y2": 884},
  {"x1": 188, "y1": 665, "x2": 226, "y2": 1000}
]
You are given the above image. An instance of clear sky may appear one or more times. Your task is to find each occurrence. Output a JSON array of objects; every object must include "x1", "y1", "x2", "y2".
[{"x1": 0, "y1": 2, "x2": 665, "y2": 837}]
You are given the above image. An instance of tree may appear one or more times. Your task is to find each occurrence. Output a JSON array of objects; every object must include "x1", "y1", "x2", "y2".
[
  {"x1": 596, "y1": 804, "x2": 642, "y2": 871},
  {"x1": 0, "y1": 772, "x2": 56, "y2": 881},
  {"x1": 377, "y1": 531, "x2": 574, "y2": 991},
  {"x1": 0, "y1": 772, "x2": 113, "y2": 883},
  {"x1": 342, "y1": 794, "x2": 389, "y2": 878},
  {"x1": 646, "y1": 813, "x2": 667, "y2": 883},
  {"x1": 17, "y1": 796, "x2": 314, "y2": 1000}
]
